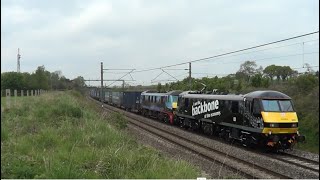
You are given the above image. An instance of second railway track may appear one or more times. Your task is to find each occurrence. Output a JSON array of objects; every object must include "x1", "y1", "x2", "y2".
[{"x1": 271, "y1": 152, "x2": 319, "y2": 173}]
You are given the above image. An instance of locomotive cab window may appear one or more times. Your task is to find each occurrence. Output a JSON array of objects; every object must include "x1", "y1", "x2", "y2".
[
  {"x1": 262, "y1": 100, "x2": 279, "y2": 111},
  {"x1": 279, "y1": 100, "x2": 294, "y2": 112},
  {"x1": 262, "y1": 99, "x2": 294, "y2": 112},
  {"x1": 171, "y1": 95, "x2": 178, "y2": 103}
]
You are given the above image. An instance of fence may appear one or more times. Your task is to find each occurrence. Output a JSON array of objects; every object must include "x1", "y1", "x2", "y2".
[
  {"x1": 1, "y1": 89, "x2": 47, "y2": 97},
  {"x1": 1, "y1": 89, "x2": 47, "y2": 113}
]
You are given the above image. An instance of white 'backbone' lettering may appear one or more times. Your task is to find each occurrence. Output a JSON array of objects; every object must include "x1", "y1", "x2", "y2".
[{"x1": 192, "y1": 100, "x2": 219, "y2": 116}]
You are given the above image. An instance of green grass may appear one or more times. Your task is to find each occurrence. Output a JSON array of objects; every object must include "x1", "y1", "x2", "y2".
[
  {"x1": 286, "y1": 86, "x2": 319, "y2": 154},
  {"x1": 1, "y1": 91, "x2": 200, "y2": 178}
]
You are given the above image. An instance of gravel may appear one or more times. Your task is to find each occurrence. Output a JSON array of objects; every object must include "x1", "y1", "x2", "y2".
[
  {"x1": 127, "y1": 124, "x2": 245, "y2": 179},
  {"x1": 289, "y1": 149, "x2": 319, "y2": 162},
  {"x1": 94, "y1": 99, "x2": 319, "y2": 179}
]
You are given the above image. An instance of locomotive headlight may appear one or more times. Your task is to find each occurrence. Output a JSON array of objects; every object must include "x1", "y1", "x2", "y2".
[
  {"x1": 291, "y1": 123, "x2": 297, "y2": 128},
  {"x1": 269, "y1": 123, "x2": 279, "y2": 128}
]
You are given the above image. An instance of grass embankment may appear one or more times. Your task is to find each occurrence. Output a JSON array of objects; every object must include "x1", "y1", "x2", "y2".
[
  {"x1": 288, "y1": 86, "x2": 319, "y2": 153},
  {"x1": 1, "y1": 91, "x2": 200, "y2": 178}
]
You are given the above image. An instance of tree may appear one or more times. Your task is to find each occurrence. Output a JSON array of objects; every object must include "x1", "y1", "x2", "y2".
[
  {"x1": 164, "y1": 83, "x2": 169, "y2": 92},
  {"x1": 264, "y1": 65, "x2": 294, "y2": 81},
  {"x1": 157, "y1": 83, "x2": 162, "y2": 92},
  {"x1": 251, "y1": 74, "x2": 262, "y2": 87},
  {"x1": 256, "y1": 66, "x2": 264, "y2": 74},
  {"x1": 21, "y1": 72, "x2": 33, "y2": 89},
  {"x1": 34, "y1": 65, "x2": 50, "y2": 90},
  {"x1": 1, "y1": 72, "x2": 24, "y2": 90},
  {"x1": 304, "y1": 63, "x2": 315, "y2": 74},
  {"x1": 72, "y1": 76, "x2": 85, "y2": 88},
  {"x1": 237, "y1": 61, "x2": 258, "y2": 82},
  {"x1": 235, "y1": 71, "x2": 247, "y2": 81},
  {"x1": 263, "y1": 65, "x2": 277, "y2": 80},
  {"x1": 50, "y1": 72, "x2": 60, "y2": 90},
  {"x1": 294, "y1": 74, "x2": 318, "y2": 92},
  {"x1": 279, "y1": 66, "x2": 294, "y2": 81}
]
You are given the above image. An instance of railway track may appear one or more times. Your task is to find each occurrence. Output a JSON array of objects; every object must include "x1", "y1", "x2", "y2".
[
  {"x1": 272, "y1": 152, "x2": 319, "y2": 173},
  {"x1": 89, "y1": 97, "x2": 319, "y2": 179},
  {"x1": 100, "y1": 103, "x2": 291, "y2": 179},
  {"x1": 176, "y1": 123, "x2": 320, "y2": 175}
]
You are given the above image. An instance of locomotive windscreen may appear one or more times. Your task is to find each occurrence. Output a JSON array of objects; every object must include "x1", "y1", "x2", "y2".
[{"x1": 262, "y1": 100, "x2": 294, "y2": 112}]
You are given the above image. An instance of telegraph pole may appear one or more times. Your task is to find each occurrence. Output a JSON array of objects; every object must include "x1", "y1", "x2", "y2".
[
  {"x1": 189, "y1": 62, "x2": 192, "y2": 90},
  {"x1": 86, "y1": 66, "x2": 135, "y2": 105},
  {"x1": 100, "y1": 62, "x2": 104, "y2": 107},
  {"x1": 17, "y1": 48, "x2": 21, "y2": 73}
]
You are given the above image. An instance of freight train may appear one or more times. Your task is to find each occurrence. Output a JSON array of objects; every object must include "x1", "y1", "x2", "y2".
[{"x1": 90, "y1": 88, "x2": 305, "y2": 150}]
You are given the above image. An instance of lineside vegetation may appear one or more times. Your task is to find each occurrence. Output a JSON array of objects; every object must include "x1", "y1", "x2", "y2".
[{"x1": 1, "y1": 91, "x2": 200, "y2": 178}]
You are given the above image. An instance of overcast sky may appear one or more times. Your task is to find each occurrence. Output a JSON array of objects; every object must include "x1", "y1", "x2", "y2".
[{"x1": 1, "y1": 0, "x2": 319, "y2": 87}]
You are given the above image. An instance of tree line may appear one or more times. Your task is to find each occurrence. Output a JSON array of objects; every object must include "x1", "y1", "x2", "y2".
[
  {"x1": 159, "y1": 61, "x2": 319, "y2": 93},
  {"x1": 1, "y1": 65, "x2": 85, "y2": 92}
]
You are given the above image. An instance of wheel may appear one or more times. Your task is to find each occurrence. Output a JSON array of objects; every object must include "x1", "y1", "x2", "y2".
[
  {"x1": 179, "y1": 118, "x2": 184, "y2": 128},
  {"x1": 163, "y1": 115, "x2": 169, "y2": 123}
]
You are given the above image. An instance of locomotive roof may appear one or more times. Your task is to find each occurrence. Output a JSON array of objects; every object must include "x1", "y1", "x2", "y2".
[
  {"x1": 244, "y1": 90, "x2": 291, "y2": 99},
  {"x1": 122, "y1": 90, "x2": 144, "y2": 93},
  {"x1": 141, "y1": 90, "x2": 182, "y2": 96},
  {"x1": 180, "y1": 93, "x2": 244, "y2": 101}
]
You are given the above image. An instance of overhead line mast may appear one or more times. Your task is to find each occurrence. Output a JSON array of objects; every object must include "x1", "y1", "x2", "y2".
[{"x1": 17, "y1": 48, "x2": 21, "y2": 73}]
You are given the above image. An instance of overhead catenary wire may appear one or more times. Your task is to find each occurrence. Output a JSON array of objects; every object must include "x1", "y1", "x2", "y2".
[
  {"x1": 192, "y1": 52, "x2": 319, "y2": 76},
  {"x1": 161, "y1": 69, "x2": 179, "y2": 81},
  {"x1": 292, "y1": 65, "x2": 319, "y2": 70},
  {"x1": 131, "y1": 31, "x2": 319, "y2": 73},
  {"x1": 199, "y1": 39, "x2": 319, "y2": 63},
  {"x1": 199, "y1": 51, "x2": 319, "y2": 66},
  {"x1": 98, "y1": 31, "x2": 318, "y2": 87},
  {"x1": 106, "y1": 69, "x2": 135, "y2": 87},
  {"x1": 151, "y1": 69, "x2": 181, "y2": 83},
  {"x1": 151, "y1": 72, "x2": 189, "y2": 83},
  {"x1": 187, "y1": 51, "x2": 319, "y2": 79}
]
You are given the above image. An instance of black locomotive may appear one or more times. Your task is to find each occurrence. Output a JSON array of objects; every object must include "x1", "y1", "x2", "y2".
[
  {"x1": 90, "y1": 88, "x2": 305, "y2": 150},
  {"x1": 176, "y1": 90, "x2": 305, "y2": 149}
]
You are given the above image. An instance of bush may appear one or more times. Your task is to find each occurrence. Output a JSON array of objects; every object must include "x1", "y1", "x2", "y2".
[{"x1": 109, "y1": 112, "x2": 128, "y2": 130}]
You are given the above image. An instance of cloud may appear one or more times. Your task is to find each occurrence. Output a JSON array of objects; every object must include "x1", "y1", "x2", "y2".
[
  {"x1": 1, "y1": 5, "x2": 40, "y2": 25},
  {"x1": 1, "y1": 0, "x2": 319, "y2": 85}
]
